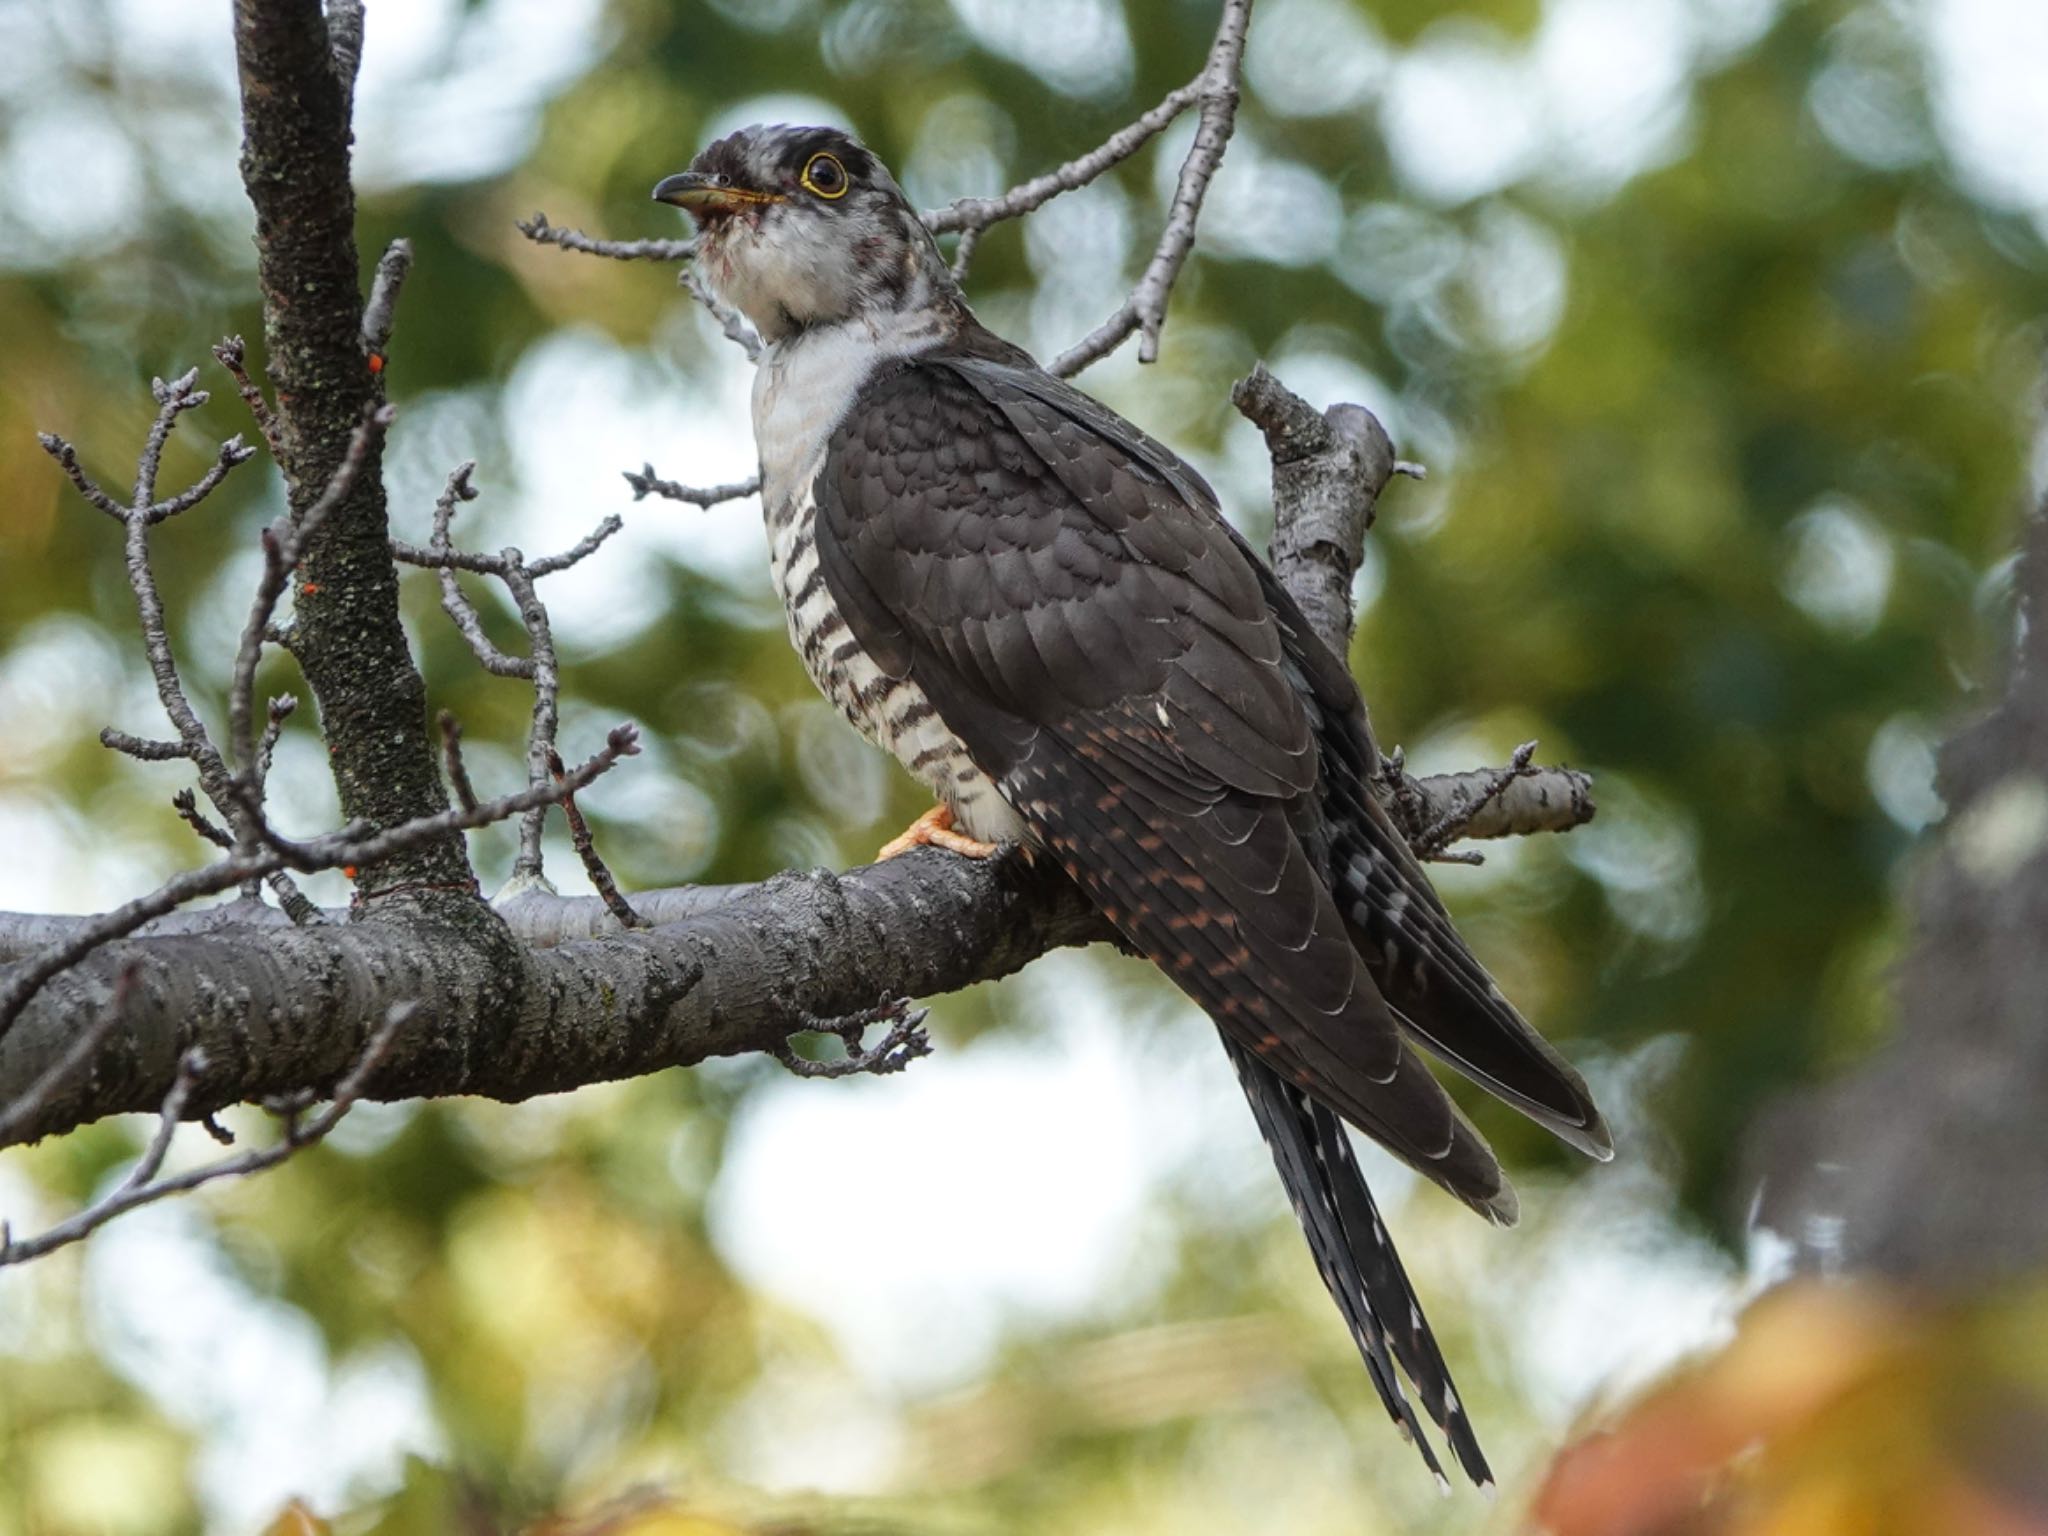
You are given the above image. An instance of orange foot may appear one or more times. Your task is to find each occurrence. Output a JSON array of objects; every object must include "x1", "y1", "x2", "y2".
[{"x1": 878, "y1": 803, "x2": 1000, "y2": 861}]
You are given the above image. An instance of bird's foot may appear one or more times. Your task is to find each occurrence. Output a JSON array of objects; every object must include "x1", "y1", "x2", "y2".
[{"x1": 877, "y1": 803, "x2": 999, "y2": 861}]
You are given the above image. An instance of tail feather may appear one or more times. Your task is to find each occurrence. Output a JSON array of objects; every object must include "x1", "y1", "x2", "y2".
[{"x1": 1225, "y1": 1035, "x2": 1495, "y2": 1489}]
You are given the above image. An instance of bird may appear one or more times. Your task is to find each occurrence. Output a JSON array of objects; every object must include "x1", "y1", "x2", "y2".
[{"x1": 654, "y1": 124, "x2": 1611, "y2": 1487}]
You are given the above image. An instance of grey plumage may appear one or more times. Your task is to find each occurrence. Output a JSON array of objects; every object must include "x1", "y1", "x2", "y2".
[{"x1": 657, "y1": 123, "x2": 1611, "y2": 1486}]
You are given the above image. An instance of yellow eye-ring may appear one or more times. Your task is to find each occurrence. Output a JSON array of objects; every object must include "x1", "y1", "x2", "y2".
[{"x1": 801, "y1": 152, "x2": 849, "y2": 199}]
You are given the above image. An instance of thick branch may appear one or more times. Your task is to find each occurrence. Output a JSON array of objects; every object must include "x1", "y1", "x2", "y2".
[
  {"x1": 1234, "y1": 362, "x2": 1390, "y2": 657},
  {"x1": 0, "y1": 849, "x2": 1100, "y2": 1148},
  {"x1": 233, "y1": 0, "x2": 470, "y2": 900}
]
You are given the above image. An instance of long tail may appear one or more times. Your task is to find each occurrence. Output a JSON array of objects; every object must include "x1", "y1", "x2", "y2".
[{"x1": 1224, "y1": 1034, "x2": 1494, "y2": 1489}]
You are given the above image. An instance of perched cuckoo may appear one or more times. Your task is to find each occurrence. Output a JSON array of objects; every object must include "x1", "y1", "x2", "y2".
[{"x1": 655, "y1": 125, "x2": 1610, "y2": 1486}]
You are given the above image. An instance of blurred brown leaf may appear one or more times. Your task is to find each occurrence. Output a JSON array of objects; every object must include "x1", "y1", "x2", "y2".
[
  {"x1": 265, "y1": 1500, "x2": 334, "y2": 1536},
  {"x1": 1529, "y1": 1281, "x2": 2048, "y2": 1536}
]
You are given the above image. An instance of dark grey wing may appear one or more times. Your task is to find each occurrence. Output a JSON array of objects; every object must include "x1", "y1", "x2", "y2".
[
  {"x1": 810, "y1": 347, "x2": 1603, "y2": 1484},
  {"x1": 941, "y1": 350, "x2": 1609, "y2": 1159},
  {"x1": 815, "y1": 354, "x2": 1502, "y2": 1208}
]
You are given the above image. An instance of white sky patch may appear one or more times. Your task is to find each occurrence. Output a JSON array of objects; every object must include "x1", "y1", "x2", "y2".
[
  {"x1": 1155, "y1": 119, "x2": 1345, "y2": 270},
  {"x1": 1921, "y1": 0, "x2": 2048, "y2": 226},
  {"x1": 1459, "y1": 201, "x2": 1570, "y2": 357},
  {"x1": 900, "y1": 94, "x2": 1016, "y2": 211},
  {"x1": 1245, "y1": 0, "x2": 1392, "y2": 119},
  {"x1": 1380, "y1": 22, "x2": 1543, "y2": 207},
  {"x1": 1491, "y1": 1037, "x2": 1744, "y2": 1422},
  {"x1": 1781, "y1": 495, "x2": 1896, "y2": 638},
  {"x1": 0, "y1": 106, "x2": 145, "y2": 265},
  {"x1": 1866, "y1": 712, "x2": 1947, "y2": 832},
  {"x1": 1809, "y1": 9, "x2": 1935, "y2": 172},
  {"x1": 1334, "y1": 200, "x2": 1465, "y2": 306},
  {"x1": 1566, "y1": 775, "x2": 1708, "y2": 949},
  {"x1": 702, "y1": 92, "x2": 855, "y2": 146},
  {"x1": 947, "y1": 0, "x2": 1134, "y2": 100},
  {"x1": 350, "y1": 0, "x2": 610, "y2": 188},
  {"x1": 709, "y1": 954, "x2": 1245, "y2": 1396},
  {"x1": 491, "y1": 326, "x2": 772, "y2": 649},
  {"x1": 1529, "y1": 0, "x2": 1696, "y2": 200}
]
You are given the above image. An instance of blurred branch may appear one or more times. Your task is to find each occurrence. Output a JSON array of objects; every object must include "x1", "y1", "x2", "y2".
[{"x1": 1749, "y1": 473, "x2": 2048, "y2": 1285}]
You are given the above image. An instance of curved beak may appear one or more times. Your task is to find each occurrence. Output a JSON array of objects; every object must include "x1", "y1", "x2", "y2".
[{"x1": 652, "y1": 171, "x2": 780, "y2": 213}]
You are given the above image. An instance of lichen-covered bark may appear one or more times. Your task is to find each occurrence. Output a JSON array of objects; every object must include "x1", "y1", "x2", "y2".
[
  {"x1": 232, "y1": 0, "x2": 470, "y2": 901},
  {"x1": 0, "y1": 849, "x2": 1101, "y2": 1147}
]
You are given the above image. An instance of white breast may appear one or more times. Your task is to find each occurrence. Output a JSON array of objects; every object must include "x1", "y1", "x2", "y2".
[{"x1": 752, "y1": 316, "x2": 1027, "y2": 847}]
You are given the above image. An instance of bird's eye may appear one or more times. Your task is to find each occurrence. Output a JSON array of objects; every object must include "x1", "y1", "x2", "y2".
[{"x1": 801, "y1": 152, "x2": 849, "y2": 200}]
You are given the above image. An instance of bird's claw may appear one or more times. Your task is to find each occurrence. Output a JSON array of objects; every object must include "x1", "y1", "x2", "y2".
[{"x1": 877, "y1": 803, "x2": 998, "y2": 861}]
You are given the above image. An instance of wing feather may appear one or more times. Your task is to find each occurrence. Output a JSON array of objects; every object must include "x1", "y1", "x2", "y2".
[{"x1": 810, "y1": 343, "x2": 1601, "y2": 1479}]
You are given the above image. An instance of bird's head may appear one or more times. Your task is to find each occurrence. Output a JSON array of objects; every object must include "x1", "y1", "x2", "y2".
[{"x1": 655, "y1": 125, "x2": 954, "y2": 344}]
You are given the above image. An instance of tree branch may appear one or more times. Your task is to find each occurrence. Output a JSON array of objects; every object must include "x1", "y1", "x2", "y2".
[
  {"x1": 1, "y1": 1001, "x2": 415, "y2": 1265},
  {"x1": 234, "y1": 0, "x2": 471, "y2": 902},
  {"x1": 0, "y1": 845, "x2": 1094, "y2": 1150}
]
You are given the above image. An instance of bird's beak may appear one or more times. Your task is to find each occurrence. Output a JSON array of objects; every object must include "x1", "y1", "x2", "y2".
[{"x1": 652, "y1": 171, "x2": 781, "y2": 213}]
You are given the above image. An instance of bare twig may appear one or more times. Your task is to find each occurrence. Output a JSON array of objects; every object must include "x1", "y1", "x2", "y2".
[
  {"x1": 212, "y1": 335, "x2": 284, "y2": 463},
  {"x1": 361, "y1": 238, "x2": 413, "y2": 357},
  {"x1": 500, "y1": 559, "x2": 559, "y2": 882},
  {"x1": 0, "y1": 1002, "x2": 416, "y2": 1266},
  {"x1": 172, "y1": 788, "x2": 234, "y2": 851},
  {"x1": 516, "y1": 212, "x2": 696, "y2": 263},
  {"x1": 34, "y1": 434, "x2": 126, "y2": 520},
  {"x1": 776, "y1": 999, "x2": 933, "y2": 1079},
  {"x1": 392, "y1": 463, "x2": 630, "y2": 884},
  {"x1": 47, "y1": 367, "x2": 294, "y2": 913},
  {"x1": 622, "y1": 464, "x2": 761, "y2": 508},
  {"x1": 681, "y1": 266, "x2": 762, "y2": 360},
  {"x1": 101, "y1": 729, "x2": 189, "y2": 762},
  {"x1": 439, "y1": 711, "x2": 480, "y2": 814},
  {"x1": 1048, "y1": 0, "x2": 1252, "y2": 376},
  {"x1": 1409, "y1": 757, "x2": 1597, "y2": 856},
  {"x1": 548, "y1": 747, "x2": 644, "y2": 930},
  {"x1": 526, "y1": 514, "x2": 623, "y2": 578},
  {"x1": 326, "y1": 0, "x2": 365, "y2": 113}
]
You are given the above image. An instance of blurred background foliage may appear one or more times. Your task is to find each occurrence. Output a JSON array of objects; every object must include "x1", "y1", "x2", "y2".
[{"x1": 2, "y1": 0, "x2": 2046, "y2": 1531}]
